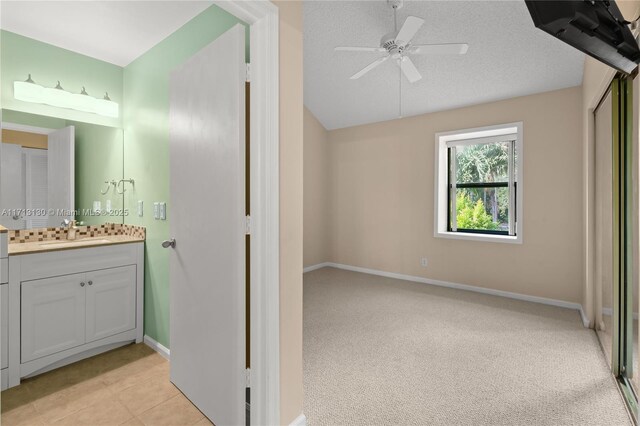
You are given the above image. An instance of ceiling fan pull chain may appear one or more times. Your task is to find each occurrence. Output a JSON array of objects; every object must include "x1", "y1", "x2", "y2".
[
  {"x1": 399, "y1": 62, "x2": 402, "y2": 118},
  {"x1": 394, "y1": 6, "x2": 398, "y2": 32}
]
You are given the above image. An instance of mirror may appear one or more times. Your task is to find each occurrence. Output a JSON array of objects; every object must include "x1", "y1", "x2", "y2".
[{"x1": 0, "y1": 109, "x2": 124, "y2": 230}]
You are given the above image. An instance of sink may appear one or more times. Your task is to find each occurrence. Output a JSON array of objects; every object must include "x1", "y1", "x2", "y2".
[{"x1": 39, "y1": 239, "x2": 112, "y2": 249}]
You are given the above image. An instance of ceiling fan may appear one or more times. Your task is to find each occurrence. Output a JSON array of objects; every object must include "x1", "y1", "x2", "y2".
[{"x1": 335, "y1": 0, "x2": 469, "y2": 84}]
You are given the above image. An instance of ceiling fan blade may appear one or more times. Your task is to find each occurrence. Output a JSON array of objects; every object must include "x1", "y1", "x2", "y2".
[
  {"x1": 395, "y1": 16, "x2": 425, "y2": 46},
  {"x1": 335, "y1": 46, "x2": 386, "y2": 52},
  {"x1": 350, "y1": 56, "x2": 389, "y2": 79},
  {"x1": 409, "y1": 43, "x2": 469, "y2": 55},
  {"x1": 398, "y1": 56, "x2": 422, "y2": 83}
]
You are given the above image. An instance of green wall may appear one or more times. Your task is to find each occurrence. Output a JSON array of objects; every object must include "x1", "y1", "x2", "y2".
[
  {"x1": 2, "y1": 108, "x2": 66, "y2": 129},
  {"x1": 0, "y1": 31, "x2": 123, "y2": 128},
  {"x1": 1, "y1": 109, "x2": 124, "y2": 225},
  {"x1": 123, "y1": 5, "x2": 248, "y2": 348}
]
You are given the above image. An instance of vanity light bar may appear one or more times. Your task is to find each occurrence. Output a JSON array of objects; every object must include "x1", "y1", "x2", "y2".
[{"x1": 13, "y1": 74, "x2": 119, "y2": 118}]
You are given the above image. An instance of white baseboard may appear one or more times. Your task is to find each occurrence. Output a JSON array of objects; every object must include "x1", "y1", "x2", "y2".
[
  {"x1": 289, "y1": 413, "x2": 307, "y2": 426},
  {"x1": 303, "y1": 262, "x2": 331, "y2": 273},
  {"x1": 306, "y1": 262, "x2": 590, "y2": 327},
  {"x1": 144, "y1": 335, "x2": 170, "y2": 360}
]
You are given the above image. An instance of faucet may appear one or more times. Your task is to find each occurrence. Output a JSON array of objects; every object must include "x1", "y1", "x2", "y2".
[{"x1": 62, "y1": 219, "x2": 79, "y2": 241}]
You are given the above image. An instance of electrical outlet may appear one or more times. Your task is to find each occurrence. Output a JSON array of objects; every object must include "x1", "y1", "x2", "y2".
[
  {"x1": 105, "y1": 199, "x2": 112, "y2": 213},
  {"x1": 138, "y1": 200, "x2": 144, "y2": 217},
  {"x1": 420, "y1": 257, "x2": 428, "y2": 267},
  {"x1": 153, "y1": 202, "x2": 159, "y2": 220}
]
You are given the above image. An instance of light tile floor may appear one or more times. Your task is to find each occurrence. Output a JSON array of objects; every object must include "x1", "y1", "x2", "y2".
[{"x1": 0, "y1": 343, "x2": 212, "y2": 426}]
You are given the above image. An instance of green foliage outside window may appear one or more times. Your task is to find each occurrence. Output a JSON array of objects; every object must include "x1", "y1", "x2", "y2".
[{"x1": 456, "y1": 192, "x2": 499, "y2": 231}]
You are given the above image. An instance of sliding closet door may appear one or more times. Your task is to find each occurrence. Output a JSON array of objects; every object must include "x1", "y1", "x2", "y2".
[
  {"x1": 595, "y1": 89, "x2": 614, "y2": 362},
  {"x1": 632, "y1": 75, "x2": 640, "y2": 395},
  {"x1": 612, "y1": 77, "x2": 637, "y2": 417}
]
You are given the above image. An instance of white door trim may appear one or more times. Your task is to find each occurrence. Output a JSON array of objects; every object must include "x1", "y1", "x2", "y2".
[
  {"x1": 584, "y1": 69, "x2": 617, "y2": 329},
  {"x1": 212, "y1": 2, "x2": 280, "y2": 425}
]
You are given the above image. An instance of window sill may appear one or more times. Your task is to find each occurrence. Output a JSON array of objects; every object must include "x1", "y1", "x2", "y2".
[{"x1": 435, "y1": 231, "x2": 522, "y2": 244}]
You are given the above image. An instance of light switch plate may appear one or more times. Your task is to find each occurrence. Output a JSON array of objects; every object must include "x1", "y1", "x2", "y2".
[
  {"x1": 105, "y1": 199, "x2": 112, "y2": 213},
  {"x1": 138, "y1": 200, "x2": 144, "y2": 217},
  {"x1": 93, "y1": 201, "x2": 101, "y2": 214},
  {"x1": 159, "y1": 202, "x2": 166, "y2": 220},
  {"x1": 153, "y1": 202, "x2": 159, "y2": 220}
]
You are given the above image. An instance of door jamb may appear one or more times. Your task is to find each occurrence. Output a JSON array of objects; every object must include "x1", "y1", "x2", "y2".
[
  {"x1": 212, "y1": 2, "x2": 280, "y2": 425},
  {"x1": 585, "y1": 69, "x2": 619, "y2": 327}
]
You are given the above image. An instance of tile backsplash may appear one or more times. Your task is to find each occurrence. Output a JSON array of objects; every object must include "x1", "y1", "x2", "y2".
[{"x1": 9, "y1": 223, "x2": 146, "y2": 244}]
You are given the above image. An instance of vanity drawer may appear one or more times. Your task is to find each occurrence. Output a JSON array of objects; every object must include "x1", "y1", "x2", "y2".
[
  {"x1": 19, "y1": 243, "x2": 140, "y2": 282},
  {"x1": 0, "y1": 259, "x2": 7, "y2": 284}
]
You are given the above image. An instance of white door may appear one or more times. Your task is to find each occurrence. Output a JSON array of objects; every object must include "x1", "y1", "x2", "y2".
[
  {"x1": 85, "y1": 266, "x2": 137, "y2": 343},
  {"x1": 24, "y1": 148, "x2": 49, "y2": 228},
  {"x1": 47, "y1": 126, "x2": 74, "y2": 227},
  {"x1": 21, "y1": 273, "x2": 86, "y2": 363},
  {"x1": 168, "y1": 24, "x2": 246, "y2": 426},
  {"x1": 0, "y1": 143, "x2": 26, "y2": 229}
]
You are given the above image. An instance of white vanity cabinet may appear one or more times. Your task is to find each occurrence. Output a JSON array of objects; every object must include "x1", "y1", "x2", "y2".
[
  {"x1": 1, "y1": 285, "x2": 7, "y2": 370},
  {"x1": 21, "y1": 273, "x2": 87, "y2": 363},
  {"x1": 21, "y1": 265, "x2": 137, "y2": 363},
  {"x1": 85, "y1": 265, "x2": 137, "y2": 343},
  {"x1": 1, "y1": 230, "x2": 8, "y2": 389},
  {"x1": 6, "y1": 242, "x2": 144, "y2": 389}
]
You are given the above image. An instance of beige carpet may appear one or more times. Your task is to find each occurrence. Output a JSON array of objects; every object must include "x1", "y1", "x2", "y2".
[{"x1": 303, "y1": 267, "x2": 632, "y2": 425}]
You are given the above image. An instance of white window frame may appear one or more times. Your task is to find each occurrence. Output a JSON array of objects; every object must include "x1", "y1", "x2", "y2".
[{"x1": 434, "y1": 122, "x2": 523, "y2": 244}]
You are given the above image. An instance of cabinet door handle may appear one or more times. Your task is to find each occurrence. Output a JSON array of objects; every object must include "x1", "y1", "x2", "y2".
[
  {"x1": 88, "y1": 280, "x2": 93, "y2": 286},
  {"x1": 80, "y1": 282, "x2": 85, "y2": 287}
]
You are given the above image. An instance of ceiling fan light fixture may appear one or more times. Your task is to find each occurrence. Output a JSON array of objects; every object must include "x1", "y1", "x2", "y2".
[
  {"x1": 335, "y1": 2, "x2": 468, "y2": 82},
  {"x1": 334, "y1": 1, "x2": 469, "y2": 118}
]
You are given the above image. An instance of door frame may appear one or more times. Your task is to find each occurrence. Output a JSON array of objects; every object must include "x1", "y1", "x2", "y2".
[
  {"x1": 585, "y1": 68, "x2": 623, "y2": 327},
  {"x1": 212, "y1": 2, "x2": 280, "y2": 425}
]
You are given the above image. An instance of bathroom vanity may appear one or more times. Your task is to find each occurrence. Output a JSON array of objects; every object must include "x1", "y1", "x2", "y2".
[
  {"x1": 0, "y1": 224, "x2": 145, "y2": 390},
  {"x1": 0, "y1": 109, "x2": 145, "y2": 390}
]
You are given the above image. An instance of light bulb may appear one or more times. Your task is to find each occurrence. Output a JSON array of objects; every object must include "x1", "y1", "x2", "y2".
[
  {"x1": 13, "y1": 74, "x2": 44, "y2": 103},
  {"x1": 42, "y1": 81, "x2": 73, "y2": 109}
]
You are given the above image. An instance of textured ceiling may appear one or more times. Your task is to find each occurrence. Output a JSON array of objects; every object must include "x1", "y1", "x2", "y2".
[
  {"x1": 0, "y1": 1, "x2": 213, "y2": 66},
  {"x1": 304, "y1": 1, "x2": 585, "y2": 130}
]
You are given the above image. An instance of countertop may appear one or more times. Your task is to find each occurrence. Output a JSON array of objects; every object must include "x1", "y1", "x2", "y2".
[{"x1": 9, "y1": 235, "x2": 145, "y2": 255}]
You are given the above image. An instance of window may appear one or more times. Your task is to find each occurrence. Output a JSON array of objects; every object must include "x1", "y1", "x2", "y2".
[{"x1": 435, "y1": 123, "x2": 523, "y2": 243}]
